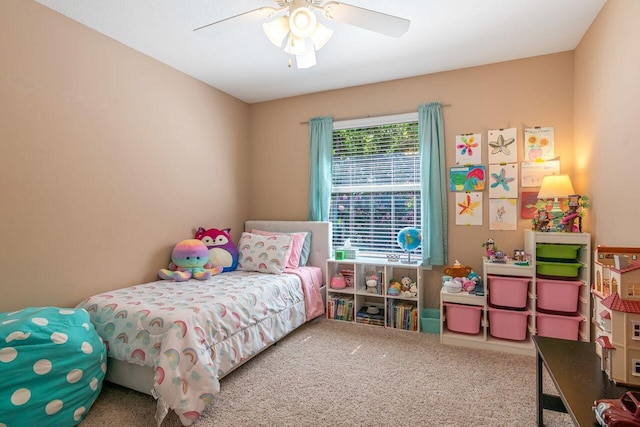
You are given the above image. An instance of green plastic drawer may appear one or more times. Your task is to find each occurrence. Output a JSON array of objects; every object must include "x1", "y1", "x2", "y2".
[
  {"x1": 536, "y1": 244, "x2": 581, "y2": 261},
  {"x1": 536, "y1": 260, "x2": 581, "y2": 278}
]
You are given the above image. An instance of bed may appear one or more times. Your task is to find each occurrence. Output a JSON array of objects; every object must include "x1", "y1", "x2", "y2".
[{"x1": 76, "y1": 220, "x2": 331, "y2": 426}]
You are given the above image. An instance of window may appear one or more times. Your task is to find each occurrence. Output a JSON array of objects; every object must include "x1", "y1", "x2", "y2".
[
  {"x1": 629, "y1": 283, "x2": 640, "y2": 297},
  {"x1": 633, "y1": 321, "x2": 640, "y2": 340},
  {"x1": 633, "y1": 359, "x2": 640, "y2": 377},
  {"x1": 329, "y1": 113, "x2": 421, "y2": 258}
]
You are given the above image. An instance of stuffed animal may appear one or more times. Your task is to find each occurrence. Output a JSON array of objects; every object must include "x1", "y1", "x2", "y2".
[
  {"x1": 409, "y1": 283, "x2": 418, "y2": 298},
  {"x1": 462, "y1": 270, "x2": 479, "y2": 293},
  {"x1": 388, "y1": 279, "x2": 402, "y2": 296},
  {"x1": 462, "y1": 279, "x2": 476, "y2": 293},
  {"x1": 194, "y1": 227, "x2": 239, "y2": 272},
  {"x1": 366, "y1": 277, "x2": 378, "y2": 294},
  {"x1": 159, "y1": 239, "x2": 222, "y2": 282},
  {"x1": 400, "y1": 276, "x2": 416, "y2": 298}
]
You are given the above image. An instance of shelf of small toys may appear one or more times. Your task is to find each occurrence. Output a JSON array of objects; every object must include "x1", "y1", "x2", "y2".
[{"x1": 532, "y1": 194, "x2": 590, "y2": 233}]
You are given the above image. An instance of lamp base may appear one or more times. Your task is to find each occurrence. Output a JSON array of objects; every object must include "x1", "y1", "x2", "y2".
[{"x1": 549, "y1": 198, "x2": 564, "y2": 230}]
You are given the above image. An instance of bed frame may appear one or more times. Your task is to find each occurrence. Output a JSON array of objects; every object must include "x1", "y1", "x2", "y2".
[{"x1": 104, "y1": 220, "x2": 331, "y2": 396}]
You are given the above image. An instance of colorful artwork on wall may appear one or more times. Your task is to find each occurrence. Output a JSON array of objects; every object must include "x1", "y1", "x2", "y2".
[
  {"x1": 455, "y1": 133, "x2": 482, "y2": 165},
  {"x1": 521, "y1": 191, "x2": 540, "y2": 219},
  {"x1": 449, "y1": 166, "x2": 486, "y2": 192},
  {"x1": 455, "y1": 192, "x2": 483, "y2": 226},
  {"x1": 524, "y1": 127, "x2": 555, "y2": 161},
  {"x1": 521, "y1": 160, "x2": 560, "y2": 187},
  {"x1": 489, "y1": 163, "x2": 518, "y2": 198},
  {"x1": 488, "y1": 128, "x2": 517, "y2": 164},
  {"x1": 489, "y1": 199, "x2": 518, "y2": 231}
]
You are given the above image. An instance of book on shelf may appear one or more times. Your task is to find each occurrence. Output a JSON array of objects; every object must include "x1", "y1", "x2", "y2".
[
  {"x1": 356, "y1": 317, "x2": 385, "y2": 326},
  {"x1": 388, "y1": 299, "x2": 418, "y2": 331},
  {"x1": 356, "y1": 305, "x2": 385, "y2": 326},
  {"x1": 328, "y1": 295, "x2": 354, "y2": 321}
]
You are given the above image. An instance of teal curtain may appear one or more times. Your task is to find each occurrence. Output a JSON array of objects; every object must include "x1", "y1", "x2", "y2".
[
  {"x1": 419, "y1": 103, "x2": 447, "y2": 265},
  {"x1": 308, "y1": 116, "x2": 333, "y2": 221}
]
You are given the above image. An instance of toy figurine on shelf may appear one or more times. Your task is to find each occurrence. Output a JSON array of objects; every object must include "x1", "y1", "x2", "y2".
[
  {"x1": 562, "y1": 194, "x2": 590, "y2": 232},
  {"x1": 481, "y1": 238, "x2": 496, "y2": 256},
  {"x1": 512, "y1": 250, "x2": 530, "y2": 265},
  {"x1": 562, "y1": 194, "x2": 581, "y2": 232},
  {"x1": 532, "y1": 208, "x2": 551, "y2": 232},
  {"x1": 490, "y1": 250, "x2": 507, "y2": 263}
]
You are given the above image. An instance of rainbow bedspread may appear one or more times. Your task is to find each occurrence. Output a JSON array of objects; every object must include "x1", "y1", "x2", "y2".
[{"x1": 77, "y1": 269, "x2": 314, "y2": 425}]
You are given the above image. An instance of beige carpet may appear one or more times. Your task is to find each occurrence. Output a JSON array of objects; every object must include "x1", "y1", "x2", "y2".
[{"x1": 80, "y1": 318, "x2": 573, "y2": 427}]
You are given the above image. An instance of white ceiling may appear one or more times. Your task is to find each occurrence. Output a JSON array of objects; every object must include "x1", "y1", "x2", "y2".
[{"x1": 35, "y1": 0, "x2": 606, "y2": 104}]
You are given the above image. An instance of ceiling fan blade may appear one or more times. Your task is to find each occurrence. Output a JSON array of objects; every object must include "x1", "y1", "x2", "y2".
[
  {"x1": 194, "y1": 7, "x2": 277, "y2": 37},
  {"x1": 322, "y1": 1, "x2": 410, "y2": 37}
]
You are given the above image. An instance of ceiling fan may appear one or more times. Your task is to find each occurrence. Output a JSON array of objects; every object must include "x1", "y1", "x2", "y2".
[{"x1": 194, "y1": 0, "x2": 410, "y2": 69}]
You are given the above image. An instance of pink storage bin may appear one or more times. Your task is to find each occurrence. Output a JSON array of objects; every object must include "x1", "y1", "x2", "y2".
[
  {"x1": 488, "y1": 307, "x2": 529, "y2": 341},
  {"x1": 536, "y1": 278, "x2": 583, "y2": 313},
  {"x1": 488, "y1": 275, "x2": 530, "y2": 309},
  {"x1": 536, "y1": 312, "x2": 583, "y2": 341},
  {"x1": 443, "y1": 303, "x2": 482, "y2": 335}
]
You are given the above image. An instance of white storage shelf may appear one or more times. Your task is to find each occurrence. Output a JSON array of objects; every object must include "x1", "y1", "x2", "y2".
[
  {"x1": 440, "y1": 260, "x2": 536, "y2": 356},
  {"x1": 326, "y1": 257, "x2": 422, "y2": 332},
  {"x1": 440, "y1": 230, "x2": 591, "y2": 356},
  {"x1": 525, "y1": 230, "x2": 591, "y2": 342}
]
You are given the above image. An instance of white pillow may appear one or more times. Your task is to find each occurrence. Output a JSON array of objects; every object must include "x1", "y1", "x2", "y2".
[{"x1": 237, "y1": 232, "x2": 293, "y2": 274}]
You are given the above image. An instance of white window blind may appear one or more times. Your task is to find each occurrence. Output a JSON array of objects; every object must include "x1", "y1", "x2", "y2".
[{"x1": 330, "y1": 114, "x2": 421, "y2": 258}]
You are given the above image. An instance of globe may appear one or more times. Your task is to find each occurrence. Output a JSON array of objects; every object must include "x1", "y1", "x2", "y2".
[{"x1": 397, "y1": 227, "x2": 422, "y2": 258}]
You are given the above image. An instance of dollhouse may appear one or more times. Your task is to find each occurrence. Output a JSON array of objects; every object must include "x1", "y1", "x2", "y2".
[{"x1": 593, "y1": 246, "x2": 640, "y2": 386}]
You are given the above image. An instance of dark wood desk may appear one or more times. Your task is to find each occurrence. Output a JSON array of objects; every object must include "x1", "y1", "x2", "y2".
[{"x1": 534, "y1": 335, "x2": 634, "y2": 426}]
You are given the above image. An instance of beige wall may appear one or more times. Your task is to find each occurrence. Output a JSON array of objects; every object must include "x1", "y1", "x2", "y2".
[
  {"x1": 0, "y1": 0, "x2": 250, "y2": 312},
  {"x1": 574, "y1": 0, "x2": 640, "y2": 245},
  {"x1": 249, "y1": 52, "x2": 575, "y2": 304}
]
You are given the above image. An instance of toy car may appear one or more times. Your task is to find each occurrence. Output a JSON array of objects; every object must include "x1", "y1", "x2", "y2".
[{"x1": 593, "y1": 391, "x2": 640, "y2": 426}]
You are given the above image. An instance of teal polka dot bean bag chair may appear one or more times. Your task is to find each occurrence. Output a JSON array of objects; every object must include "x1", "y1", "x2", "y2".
[{"x1": 0, "y1": 307, "x2": 106, "y2": 426}]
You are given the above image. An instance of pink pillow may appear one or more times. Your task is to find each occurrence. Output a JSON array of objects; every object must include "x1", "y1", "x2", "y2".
[{"x1": 251, "y1": 229, "x2": 307, "y2": 269}]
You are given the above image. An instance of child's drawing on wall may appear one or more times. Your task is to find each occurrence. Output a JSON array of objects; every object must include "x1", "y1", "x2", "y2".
[
  {"x1": 455, "y1": 192, "x2": 483, "y2": 226},
  {"x1": 524, "y1": 127, "x2": 555, "y2": 161},
  {"x1": 488, "y1": 128, "x2": 517, "y2": 164},
  {"x1": 488, "y1": 163, "x2": 518, "y2": 198},
  {"x1": 490, "y1": 199, "x2": 517, "y2": 230},
  {"x1": 455, "y1": 133, "x2": 482, "y2": 165},
  {"x1": 449, "y1": 166, "x2": 486, "y2": 192}
]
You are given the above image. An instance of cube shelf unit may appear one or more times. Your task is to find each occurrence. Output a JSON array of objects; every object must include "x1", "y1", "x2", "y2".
[
  {"x1": 440, "y1": 230, "x2": 591, "y2": 356},
  {"x1": 326, "y1": 258, "x2": 422, "y2": 332}
]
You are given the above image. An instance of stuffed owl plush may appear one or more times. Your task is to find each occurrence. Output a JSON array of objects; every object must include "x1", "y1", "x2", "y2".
[{"x1": 194, "y1": 227, "x2": 239, "y2": 272}]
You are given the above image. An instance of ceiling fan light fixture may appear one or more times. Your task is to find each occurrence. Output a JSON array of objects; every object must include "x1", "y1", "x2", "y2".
[
  {"x1": 284, "y1": 34, "x2": 308, "y2": 56},
  {"x1": 310, "y1": 22, "x2": 333, "y2": 50},
  {"x1": 289, "y1": 7, "x2": 317, "y2": 38},
  {"x1": 262, "y1": 15, "x2": 290, "y2": 47},
  {"x1": 295, "y1": 38, "x2": 317, "y2": 69}
]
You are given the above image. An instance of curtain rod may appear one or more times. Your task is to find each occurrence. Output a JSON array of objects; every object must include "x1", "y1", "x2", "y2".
[{"x1": 299, "y1": 104, "x2": 452, "y2": 125}]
